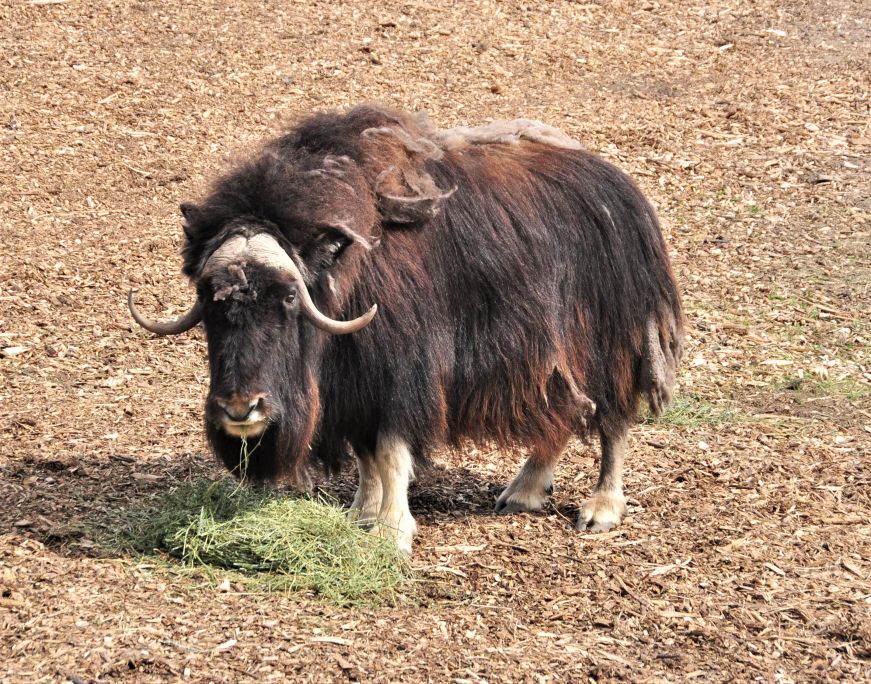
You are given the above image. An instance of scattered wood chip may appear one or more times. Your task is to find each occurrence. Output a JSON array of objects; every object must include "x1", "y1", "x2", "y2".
[
  {"x1": 649, "y1": 564, "x2": 679, "y2": 578},
  {"x1": 840, "y1": 560, "x2": 865, "y2": 580},
  {"x1": 765, "y1": 562, "x2": 786, "y2": 577},
  {"x1": 434, "y1": 544, "x2": 487, "y2": 554},
  {"x1": 427, "y1": 565, "x2": 468, "y2": 578},
  {"x1": 310, "y1": 636, "x2": 353, "y2": 646},
  {"x1": 213, "y1": 639, "x2": 237, "y2": 653},
  {"x1": 131, "y1": 472, "x2": 161, "y2": 482}
]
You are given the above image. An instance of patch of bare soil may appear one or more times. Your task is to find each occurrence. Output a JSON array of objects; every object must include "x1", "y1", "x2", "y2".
[{"x1": 1, "y1": 0, "x2": 869, "y2": 681}]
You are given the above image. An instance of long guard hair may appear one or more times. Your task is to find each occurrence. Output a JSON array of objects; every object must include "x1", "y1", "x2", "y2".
[{"x1": 178, "y1": 105, "x2": 683, "y2": 481}]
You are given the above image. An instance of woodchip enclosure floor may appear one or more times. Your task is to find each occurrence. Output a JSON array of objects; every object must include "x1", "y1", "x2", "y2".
[{"x1": 1, "y1": 0, "x2": 869, "y2": 681}]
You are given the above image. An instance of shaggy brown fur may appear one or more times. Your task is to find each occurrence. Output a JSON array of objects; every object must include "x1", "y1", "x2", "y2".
[{"x1": 173, "y1": 104, "x2": 683, "y2": 487}]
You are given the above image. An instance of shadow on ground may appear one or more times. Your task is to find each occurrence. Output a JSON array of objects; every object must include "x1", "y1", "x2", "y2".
[{"x1": 0, "y1": 451, "x2": 542, "y2": 560}]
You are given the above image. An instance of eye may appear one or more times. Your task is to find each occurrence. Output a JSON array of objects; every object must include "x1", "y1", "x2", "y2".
[{"x1": 283, "y1": 291, "x2": 297, "y2": 307}]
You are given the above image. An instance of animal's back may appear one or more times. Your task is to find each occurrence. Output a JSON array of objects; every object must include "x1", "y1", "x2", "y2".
[{"x1": 334, "y1": 140, "x2": 683, "y2": 455}]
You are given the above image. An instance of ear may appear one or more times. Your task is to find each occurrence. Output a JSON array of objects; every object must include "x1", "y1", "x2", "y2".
[
  {"x1": 316, "y1": 228, "x2": 354, "y2": 268},
  {"x1": 179, "y1": 202, "x2": 200, "y2": 222},
  {"x1": 179, "y1": 202, "x2": 200, "y2": 239}
]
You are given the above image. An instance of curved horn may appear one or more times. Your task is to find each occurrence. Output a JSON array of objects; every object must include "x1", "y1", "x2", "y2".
[
  {"x1": 128, "y1": 290, "x2": 201, "y2": 336},
  {"x1": 246, "y1": 233, "x2": 377, "y2": 335},
  {"x1": 298, "y1": 281, "x2": 378, "y2": 335}
]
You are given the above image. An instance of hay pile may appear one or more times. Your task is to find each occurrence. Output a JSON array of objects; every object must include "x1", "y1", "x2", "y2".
[{"x1": 122, "y1": 480, "x2": 410, "y2": 604}]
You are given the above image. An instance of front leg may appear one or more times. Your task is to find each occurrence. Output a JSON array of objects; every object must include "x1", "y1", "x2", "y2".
[
  {"x1": 348, "y1": 453, "x2": 382, "y2": 528},
  {"x1": 371, "y1": 433, "x2": 417, "y2": 555},
  {"x1": 577, "y1": 429, "x2": 628, "y2": 532}
]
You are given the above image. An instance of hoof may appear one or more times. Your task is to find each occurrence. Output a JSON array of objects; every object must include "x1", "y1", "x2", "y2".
[
  {"x1": 494, "y1": 483, "x2": 552, "y2": 515},
  {"x1": 347, "y1": 507, "x2": 378, "y2": 530},
  {"x1": 494, "y1": 498, "x2": 536, "y2": 515},
  {"x1": 576, "y1": 491, "x2": 627, "y2": 532},
  {"x1": 370, "y1": 517, "x2": 417, "y2": 556}
]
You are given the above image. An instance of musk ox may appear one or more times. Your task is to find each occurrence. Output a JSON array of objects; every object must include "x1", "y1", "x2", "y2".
[{"x1": 129, "y1": 104, "x2": 683, "y2": 554}]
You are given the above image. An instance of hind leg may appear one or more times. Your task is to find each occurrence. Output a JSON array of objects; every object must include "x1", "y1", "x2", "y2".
[
  {"x1": 577, "y1": 428, "x2": 628, "y2": 532},
  {"x1": 495, "y1": 436, "x2": 569, "y2": 515}
]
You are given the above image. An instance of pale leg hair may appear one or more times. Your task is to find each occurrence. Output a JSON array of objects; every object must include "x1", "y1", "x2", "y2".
[
  {"x1": 577, "y1": 430, "x2": 628, "y2": 532},
  {"x1": 348, "y1": 452, "x2": 382, "y2": 527},
  {"x1": 495, "y1": 437, "x2": 568, "y2": 515},
  {"x1": 371, "y1": 434, "x2": 417, "y2": 555}
]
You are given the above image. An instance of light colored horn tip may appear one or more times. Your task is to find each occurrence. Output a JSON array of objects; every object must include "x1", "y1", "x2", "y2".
[
  {"x1": 361, "y1": 303, "x2": 378, "y2": 324},
  {"x1": 127, "y1": 289, "x2": 138, "y2": 315}
]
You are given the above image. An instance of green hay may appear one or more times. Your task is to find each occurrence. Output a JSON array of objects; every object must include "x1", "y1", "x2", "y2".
[
  {"x1": 782, "y1": 375, "x2": 868, "y2": 401},
  {"x1": 119, "y1": 479, "x2": 411, "y2": 605},
  {"x1": 646, "y1": 394, "x2": 739, "y2": 427}
]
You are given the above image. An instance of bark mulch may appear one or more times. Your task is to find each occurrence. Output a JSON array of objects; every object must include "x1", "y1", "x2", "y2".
[{"x1": 1, "y1": 0, "x2": 869, "y2": 681}]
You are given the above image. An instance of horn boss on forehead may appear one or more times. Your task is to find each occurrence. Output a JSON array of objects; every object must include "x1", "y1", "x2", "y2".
[{"x1": 203, "y1": 232, "x2": 377, "y2": 335}]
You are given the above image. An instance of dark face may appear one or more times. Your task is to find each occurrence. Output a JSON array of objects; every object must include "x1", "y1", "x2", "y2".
[{"x1": 199, "y1": 261, "x2": 321, "y2": 482}]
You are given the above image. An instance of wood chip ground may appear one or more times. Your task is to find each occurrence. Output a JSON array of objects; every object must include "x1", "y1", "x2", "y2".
[{"x1": 1, "y1": 0, "x2": 869, "y2": 681}]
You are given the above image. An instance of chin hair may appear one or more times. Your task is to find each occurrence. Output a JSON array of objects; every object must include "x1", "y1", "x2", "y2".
[{"x1": 205, "y1": 414, "x2": 316, "y2": 485}]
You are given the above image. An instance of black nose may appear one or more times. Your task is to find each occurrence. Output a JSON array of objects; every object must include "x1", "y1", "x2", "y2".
[{"x1": 216, "y1": 396, "x2": 262, "y2": 422}]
